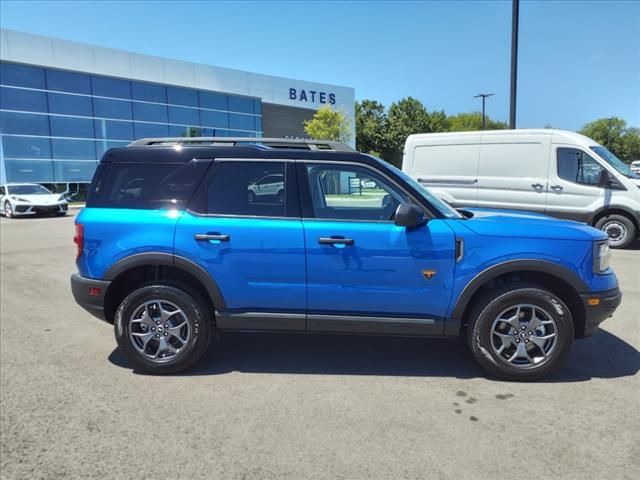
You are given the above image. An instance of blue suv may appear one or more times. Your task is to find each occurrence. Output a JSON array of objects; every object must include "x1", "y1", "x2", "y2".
[{"x1": 71, "y1": 138, "x2": 622, "y2": 380}]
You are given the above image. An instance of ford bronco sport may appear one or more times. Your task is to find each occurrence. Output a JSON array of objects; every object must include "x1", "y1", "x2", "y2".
[{"x1": 71, "y1": 137, "x2": 622, "y2": 380}]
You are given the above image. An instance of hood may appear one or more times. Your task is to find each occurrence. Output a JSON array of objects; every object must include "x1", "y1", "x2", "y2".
[
  {"x1": 460, "y1": 208, "x2": 607, "y2": 242},
  {"x1": 12, "y1": 194, "x2": 63, "y2": 204}
]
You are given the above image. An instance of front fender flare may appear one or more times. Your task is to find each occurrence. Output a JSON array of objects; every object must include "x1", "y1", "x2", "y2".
[{"x1": 450, "y1": 259, "x2": 588, "y2": 320}]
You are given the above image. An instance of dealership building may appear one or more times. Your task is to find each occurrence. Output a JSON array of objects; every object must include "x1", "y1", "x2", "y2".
[{"x1": 0, "y1": 28, "x2": 355, "y2": 185}]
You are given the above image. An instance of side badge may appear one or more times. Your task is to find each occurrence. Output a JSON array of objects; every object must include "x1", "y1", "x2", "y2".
[{"x1": 422, "y1": 270, "x2": 437, "y2": 280}]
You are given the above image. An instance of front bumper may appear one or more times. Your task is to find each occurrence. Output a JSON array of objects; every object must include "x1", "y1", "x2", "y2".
[
  {"x1": 580, "y1": 287, "x2": 622, "y2": 337},
  {"x1": 70, "y1": 273, "x2": 111, "y2": 322},
  {"x1": 14, "y1": 202, "x2": 68, "y2": 215}
]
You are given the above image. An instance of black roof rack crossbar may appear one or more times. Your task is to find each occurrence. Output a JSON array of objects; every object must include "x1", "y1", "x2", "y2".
[{"x1": 128, "y1": 137, "x2": 355, "y2": 152}]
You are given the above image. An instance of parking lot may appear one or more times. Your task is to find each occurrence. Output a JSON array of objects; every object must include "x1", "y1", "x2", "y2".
[{"x1": 0, "y1": 213, "x2": 638, "y2": 480}]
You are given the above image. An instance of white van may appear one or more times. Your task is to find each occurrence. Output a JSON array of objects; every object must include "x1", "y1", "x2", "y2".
[{"x1": 402, "y1": 129, "x2": 640, "y2": 248}]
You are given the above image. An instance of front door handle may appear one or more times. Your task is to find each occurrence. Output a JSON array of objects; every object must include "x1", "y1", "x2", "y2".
[
  {"x1": 531, "y1": 183, "x2": 544, "y2": 190},
  {"x1": 318, "y1": 236, "x2": 354, "y2": 246},
  {"x1": 195, "y1": 233, "x2": 230, "y2": 242},
  {"x1": 550, "y1": 185, "x2": 564, "y2": 192}
]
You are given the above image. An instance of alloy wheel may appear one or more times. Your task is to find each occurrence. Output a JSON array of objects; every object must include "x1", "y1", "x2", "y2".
[
  {"x1": 128, "y1": 299, "x2": 191, "y2": 363},
  {"x1": 490, "y1": 304, "x2": 558, "y2": 368}
]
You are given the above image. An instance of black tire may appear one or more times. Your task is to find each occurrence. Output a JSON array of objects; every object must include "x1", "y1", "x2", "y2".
[
  {"x1": 595, "y1": 214, "x2": 636, "y2": 249},
  {"x1": 466, "y1": 283, "x2": 574, "y2": 381},
  {"x1": 56, "y1": 211, "x2": 67, "y2": 217},
  {"x1": 114, "y1": 284, "x2": 213, "y2": 374},
  {"x1": 248, "y1": 191, "x2": 256, "y2": 203},
  {"x1": 4, "y1": 201, "x2": 13, "y2": 218}
]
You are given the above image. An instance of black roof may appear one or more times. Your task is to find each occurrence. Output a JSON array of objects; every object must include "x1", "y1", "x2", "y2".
[{"x1": 101, "y1": 145, "x2": 379, "y2": 166}]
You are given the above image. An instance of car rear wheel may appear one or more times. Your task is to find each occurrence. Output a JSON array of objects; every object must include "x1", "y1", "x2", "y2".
[
  {"x1": 595, "y1": 214, "x2": 636, "y2": 249},
  {"x1": 466, "y1": 283, "x2": 574, "y2": 381},
  {"x1": 114, "y1": 284, "x2": 213, "y2": 374}
]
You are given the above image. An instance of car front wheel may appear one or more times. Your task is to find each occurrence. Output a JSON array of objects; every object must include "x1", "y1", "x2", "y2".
[
  {"x1": 467, "y1": 283, "x2": 574, "y2": 381},
  {"x1": 114, "y1": 284, "x2": 213, "y2": 374},
  {"x1": 4, "y1": 201, "x2": 13, "y2": 218}
]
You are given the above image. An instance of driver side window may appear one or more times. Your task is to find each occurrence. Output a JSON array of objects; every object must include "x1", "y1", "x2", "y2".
[{"x1": 305, "y1": 163, "x2": 410, "y2": 221}]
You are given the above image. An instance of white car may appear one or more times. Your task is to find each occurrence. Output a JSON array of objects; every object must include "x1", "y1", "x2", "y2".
[
  {"x1": 631, "y1": 160, "x2": 640, "y2": 175},
  {"x1": 0, "y1": 183, "x2": 68, "y2": 218},
  {"x1": 247, "y1": 174, "x2": 284, "y2": 203}
]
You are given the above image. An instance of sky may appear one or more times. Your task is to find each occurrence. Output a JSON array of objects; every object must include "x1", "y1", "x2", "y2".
[{"x1": 1, "y1": 0, "x2": 638, "y2": 130}]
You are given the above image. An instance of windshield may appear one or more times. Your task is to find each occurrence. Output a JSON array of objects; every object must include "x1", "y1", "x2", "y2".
[
  {"x1": 590, "y1": 146, "x2": 639, "y2": 179},
  {"x1": 370, "y1": 157, "x2": 463, "y2": 219},
  {"x1": 7, "y1": 184, "x2": 52, "y2": 195}
]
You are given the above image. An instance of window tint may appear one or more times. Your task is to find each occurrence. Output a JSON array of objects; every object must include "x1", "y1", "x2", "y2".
[
  {"x1": 167, "y1": 87, "x2": 198, "y2": 107},
  {"x1": 98, "y1": 161, "x2": 209, "y2": 209},
  {"x1": 93, "y1": 98, "x2": 132, "y2": 119},
  {"x1": 2, "y1": 136, "x2": 51, "y2": 158},
  {"x1": 48, "y1": 92, "x2": 93, "y2": 116},
  {"x1": 4, "y1": 159, "x2": 54, "y2": 183},
  {"x1": 94, "y1": 119, "x2": 134, "y2": 140},
  {"x1": 91, "y1": 76, "x2": 131, "y2": 99},
  {"x1": 0, "y1": 87, "x2": 48, "y2": 112},
  {"x1": 46, "y1": 69, "x2": 91, "y2": 94},
  {"x1": 133, "y1": 122, "x2": 169, "y2": 139},
  {"x1": 229, "y1": 113, "x2": 255, "y2": 131},
  {"x1": 0, "y1": 63, "x2": 46, "y2": 88},
  {"x1": 228, "y1": 96, "x2": 255, "y2": 114},
  {"x1": 207, "y1": 161, "x2": 286, "y2": 217},
  {"x1": 0, "y1": 186, "x2": 5, "y2": 195},
  {"x1": 133, "y1": 102, "x2": 168, "y2": 122},
  {"x1": 168, "y1": 106, "x2": 199, "y2": 125},
  {"x1": 557, "y1": 148, "x2": 605, "y2": 186},
  {"x1": 200, "y1": 110, "x2": 228, "y2": 128},
  {"x1": 305, "y1": 164, "x2": 410, "y2": 221},
  {"x1": 199, "y1": 91, "x2": 227, "y2": 110},
  {"x1": 0, "y1": 111, "x2": 50, "y2": 135},
  {"x1": 51, "y1": 139, "x2": 97, "y2": 160},
  {"x1": 50, "y1": 116, "x2": 95, "y2": 138},
  {"x1": 131, "y1": 82, "x2": 166, "y2": 103}
]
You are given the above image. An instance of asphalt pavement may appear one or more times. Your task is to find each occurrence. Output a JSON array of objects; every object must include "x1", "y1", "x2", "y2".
[{"x1": 1, "y1": 213, "x2": 638, "y2": 480}]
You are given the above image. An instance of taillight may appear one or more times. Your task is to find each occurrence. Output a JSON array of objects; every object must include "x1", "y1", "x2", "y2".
[{"x1": 73, "y1": 223, "x2": 84, "y2": 261}]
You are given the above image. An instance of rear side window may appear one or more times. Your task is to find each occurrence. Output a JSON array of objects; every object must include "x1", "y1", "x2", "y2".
[
  {"x1": 95, "y1": 160, "x2": 209, "y2": 209},
  {"x1": 557, "y1": 148, "x2": 604, "y2": 186},
  {"x1": 207, "y1": 161, "x2": 286, "y2": 217}
]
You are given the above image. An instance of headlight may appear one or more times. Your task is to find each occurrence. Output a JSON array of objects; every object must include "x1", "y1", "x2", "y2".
[
  {"x1": 593, "y1": 240, "x2": 611, "y2": 273},
  {"x1": 58, "y1": 194, "x2": 67, "y2": 202},
  {"x1": 12, "y1": 196, "x2": 30, "y2": 202}
]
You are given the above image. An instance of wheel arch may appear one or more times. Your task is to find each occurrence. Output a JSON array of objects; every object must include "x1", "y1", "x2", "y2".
[
  {"x1": 103, "y1": 253, "x2": 225, "y2": 323},
  {"x1": 452, "y1": 260, "x2": 588, "y2": 338},
  {"x1": 589, "y1": 206, "x2": 640, "y2": 236}
]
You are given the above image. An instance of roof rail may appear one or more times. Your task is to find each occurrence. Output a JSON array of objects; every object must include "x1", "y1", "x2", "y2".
[{"x1": 127, "y1": 137, "x2": 356, "y2": 152}]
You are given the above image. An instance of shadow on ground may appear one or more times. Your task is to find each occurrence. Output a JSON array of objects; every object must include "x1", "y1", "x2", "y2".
[{"x1": 108, "y1": 328, "x2": 639, "y2": 382}]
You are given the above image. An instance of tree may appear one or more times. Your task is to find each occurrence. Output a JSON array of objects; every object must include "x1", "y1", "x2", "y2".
[
  {"x1": 355, "y1": 100, "x2": 386, "y2": 156},
  {"x1": 384, "y1": 97, "x2": 432, "y2": 166},
  {"x1": 304, "y1": 106, "x2": 352, "y2": 142},
  {"x1": 579, "y1": 117, "x2": 640, "y2": 162},
  {"x1": 447, "y1": 112, "x2": 508, "y2": 132}
]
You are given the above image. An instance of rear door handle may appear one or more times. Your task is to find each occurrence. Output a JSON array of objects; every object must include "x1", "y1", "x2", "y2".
[
  {"x1": 195, "y1": 233, "x2": 230, "y2": 242},
  {"x1": 318, "y1": 236, "x2": 354, "y2": 246},
  {"x1": 550, "y1": 185, "x2": 563, "y2": 192},
  {"x1": 531, "y1": 183, "x2": 544, "y2": 190}
]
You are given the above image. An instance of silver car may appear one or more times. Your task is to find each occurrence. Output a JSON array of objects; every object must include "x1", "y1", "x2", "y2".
[{"x1": 0, "y1": 183, "x2": 68, "y2": 218}]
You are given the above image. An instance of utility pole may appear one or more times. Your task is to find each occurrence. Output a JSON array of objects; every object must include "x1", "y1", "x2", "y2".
[
  {"x1": 474, "y1": 93, "x2": 494, "y2": 130},
  {"x1": 510, "y1": 0, "x2": 519, "y2": 129}
]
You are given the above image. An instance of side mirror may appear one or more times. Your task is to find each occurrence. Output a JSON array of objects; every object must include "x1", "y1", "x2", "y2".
[
  {"x1": 394, "y1": 203, "x2": 425, "y2": 228},
  {"x1": 597, "y1": 170, "x2": 612, "y2": 188}
]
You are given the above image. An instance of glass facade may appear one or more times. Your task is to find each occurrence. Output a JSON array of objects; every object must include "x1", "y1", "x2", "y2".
[{"x1": 0, "y1": 61, "x2": 263, "y2": 183}]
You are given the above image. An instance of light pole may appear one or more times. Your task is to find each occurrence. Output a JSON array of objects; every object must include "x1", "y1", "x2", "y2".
[
  {"x1": 510, "y1": 0, "x2": 520, "y2": 129},
  {"x1": 474, "y1": 93, "x2": 494, "y2": 130}
]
